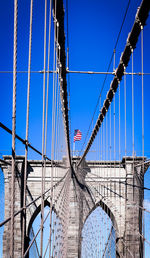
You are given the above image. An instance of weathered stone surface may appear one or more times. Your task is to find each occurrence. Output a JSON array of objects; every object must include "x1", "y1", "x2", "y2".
[{"x1": 1, "y1": 156, "x2": 147, "y2": 257}]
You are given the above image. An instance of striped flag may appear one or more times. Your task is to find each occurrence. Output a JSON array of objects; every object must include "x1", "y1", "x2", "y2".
[{"x1": 74, "y1": 129, "x2": 82, "y2": 142}]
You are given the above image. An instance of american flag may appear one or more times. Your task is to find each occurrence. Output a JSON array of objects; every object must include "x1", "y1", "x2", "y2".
[{"x1": 74, "y1": 129, "x2": 82, "y2": 142}]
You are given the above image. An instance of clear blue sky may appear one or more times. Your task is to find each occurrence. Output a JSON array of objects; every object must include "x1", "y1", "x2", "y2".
[
  {"x1": 0, "y1": 0, "x2": 150, "y2": 158},
  {"x1": 0, "y1": 0, "x2": 150, "y2": 256}
]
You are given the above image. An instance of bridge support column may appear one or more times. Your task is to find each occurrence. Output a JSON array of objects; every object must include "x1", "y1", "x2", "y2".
[
  {"x1": 2, "y1": 157, "x2": 24, "y2": 258},
  {"x1": 66, "y1": 178, "x2": 80, "y2": 257},
  {"x1": 66, "y1": 160, "x2": 89, "y2": 258},
  {"x1": 123, "y1": 157, "x2": 144, "y2": 258}
]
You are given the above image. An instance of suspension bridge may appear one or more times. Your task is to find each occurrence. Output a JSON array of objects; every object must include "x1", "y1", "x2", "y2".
[{"x1": 0, "y1": 0, "x2": 150, "y2": 257}]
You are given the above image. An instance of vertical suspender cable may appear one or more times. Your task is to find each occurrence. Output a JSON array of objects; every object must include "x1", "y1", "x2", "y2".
[
  {"x1": 124, "y1": 71, "x2": 127, "y2": 258},
  {"x1": 110, "y1": 105, "x2": 111, "y2": 161},
  {"x1": 101, "y1": 122, "x2": 103, "y2": 256},
  {"x1": 141, "y1": 25, "x2": 145, "y2": 257},
  {"x1": 113, "y1": 50, "x2": 116, "y2": 203},
  {"x1": 132, "y1": 50, "x2": 134, "y2": 158},
  {"x1": 51, "y1": 21, "x2": 59, "y2": 255},
  {"x1": 66, "y1": 0, "x2": 71, "y2": 137},
  {"x1": 141, "y1": 26, "x2": 144, "y2": 162},
  {"x1": 66, "y1": 0, "x2": 69, "y2": 70},
  {"x1": 106, "y1": 113, "x2": 109, "y2": 255},
  {"x1": 40, "y1": 0, "x2": 47, "y2": 256},
  {"x1": 131, "y1": 49, "x2": 135, "y2": 203},
  {"x1": 119, "y1": 83, "x2": 120, "y2": 162},
  {"x1": 113, "y1": 49, "x2": 116, "y2": 72},
  {"x1": 53, "y1": 59, "x2": 59, "y2": 205},
  {"x1": 10, "y1": 0, "x2": 18, "y2": 257},
  {"x1": 110, "y1": 104, "x2": 112, "y2": 198},
  {"x1": 124, "y1": 71, "x2": 128, "y2": 256},
  {"x1": 131, "y1": 49, "x2": 136, "y2": 249},
  {"x1": 99, "y1": 95, "x2": 101, "y2": 186},
  {"x1": 49, "y1": 3, "x2": 57, "y2": 255},
  {"x1": 99, "y1": 96, "x2": 102, "y2": 256},
  {"x1": 119, "y1": 82, "x2": 122, "y2": 242},
  {"x1": 41, "y1": 1, "x2": 52, "y2": 256},
  {"x1": 114, "y1": 95, "x2": 116, "y2": 198},
  {"x1": 124, "y1": 73, "x2": 127, "y2": 157},
  {"x1": 44, "y1": 0, "x2": 52, "y2": 163},
  {"x1": 22, "y1": 0, "x2": 33, "y2": 256},
  {"x1": 103, "y1": 118, "x2": 105, "y2": 199}
]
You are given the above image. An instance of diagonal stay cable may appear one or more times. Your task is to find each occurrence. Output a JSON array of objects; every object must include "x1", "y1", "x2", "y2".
[
  {"x1": 81, "y1": 181, "x2": 134, "y2": 258},
  {"x1": 43, "y1": 172, "x2": 71, "y2": 258},
  {"x1": 30, "y1": 226, "x2": 40, "y2": 257},
  {"x1": 86, "y1": 172, "x2": 150, "y2": 215},
  {"x1": 1, "y1": 170, "x2": 70, "y2": 255},
  {"x1": 24, "y1": 209, "x2": 51, "y2": 257},
  {"x1": 0, "y1": 169, "x2": 69, "y2": 227},
  {"x1": 88, "y1": 169, "x2": 150, "y2": 191},
  {"x1": 0, "y1": 122, "x2": 51, "y2": 161}
]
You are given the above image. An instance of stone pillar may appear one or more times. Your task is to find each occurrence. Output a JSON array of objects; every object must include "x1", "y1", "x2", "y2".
[
  {"x1": 123, "y1": 157, "x2": 145, "y2": 258},
  {"x1": 68, "y1": 158, "x2": 94, "y2": 258},
  {"x1": 66, "y1": 178, "x2": 79, "y2": 257},
  {"x1": 2, "y1": 156, "x2": 24, "y2": 258},
  {"x1": 66, "y1": 159, "x2": 89, "y2": 258}
]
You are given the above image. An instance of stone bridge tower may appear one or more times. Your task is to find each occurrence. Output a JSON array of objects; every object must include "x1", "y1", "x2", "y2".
[{"x1": 1, "y1": 155, "x2": 147, "y2": 257}]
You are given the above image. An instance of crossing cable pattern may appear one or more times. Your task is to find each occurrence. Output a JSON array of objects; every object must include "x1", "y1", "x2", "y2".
[
  {"x1": 24, "y1": 170, "x2": 71, "y2": 257},
  {"x1": 0, "y1": 0, "x2": 72, "y2": 256},
  {"x1": 81, "y1": 163, "x2": 143, "y2": 257},
  {"x1": 0, "y1": 0, "x2": 150, "y2": 257},
  {"x1": 0, "y1": 169, "x2": 68, "y2": 228},
  {"x1": 78, "y1": 2, "x2": 150, "y2": 256},
  {"x1": 79, "y1": 0, "x2": 150, "y2": 253}
]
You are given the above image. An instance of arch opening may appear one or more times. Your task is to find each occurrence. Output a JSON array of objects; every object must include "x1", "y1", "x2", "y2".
[
  {"x1": 27, "y1": 204, "x2": 62, "y2": 258},
  {"x1": 81, "y1": 206, "x2": 116, "y2": 258}
]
